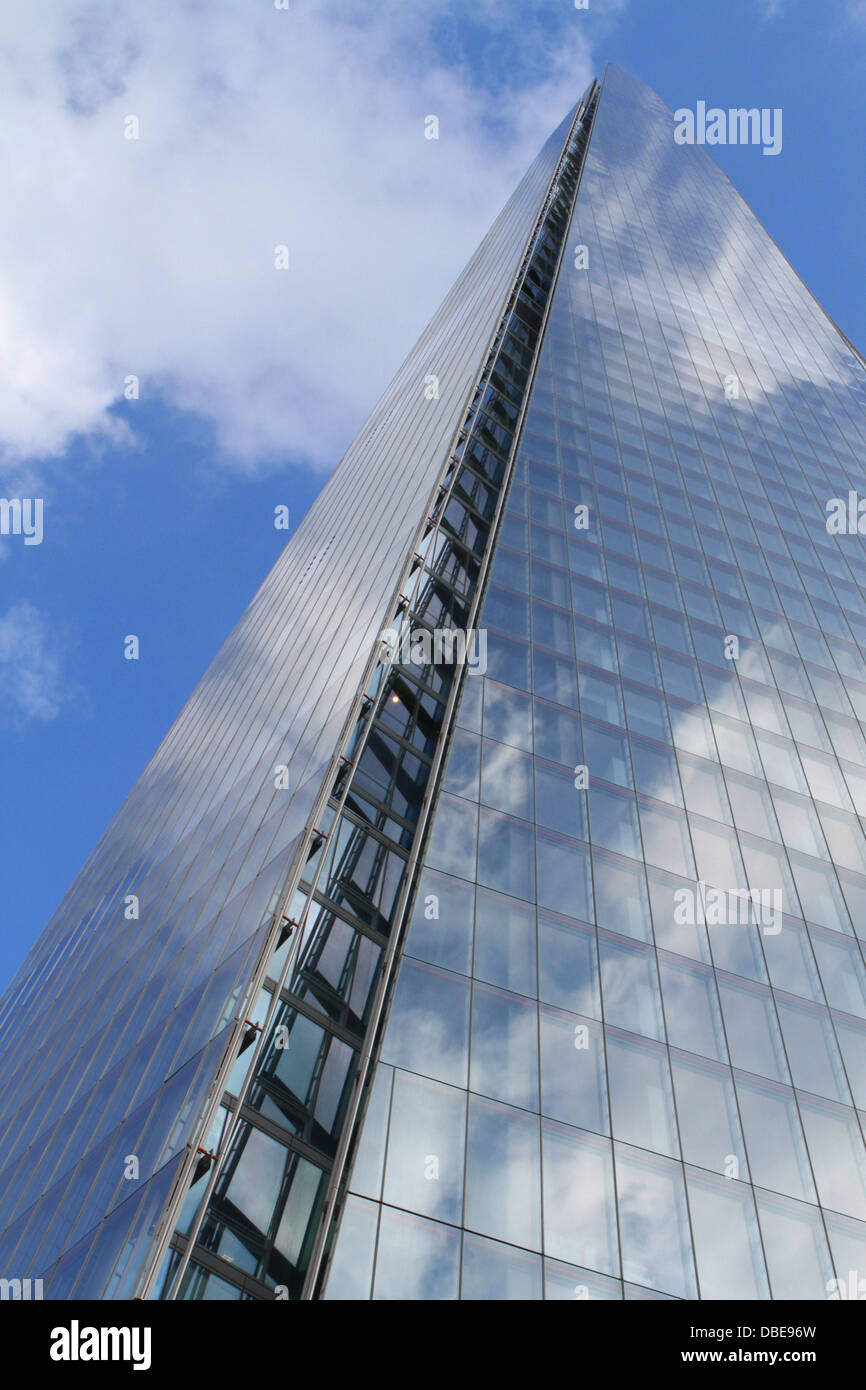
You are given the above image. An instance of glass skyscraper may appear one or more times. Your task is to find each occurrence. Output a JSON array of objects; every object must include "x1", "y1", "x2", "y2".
[{"x1": 2, "y1": 63, "x2": 866, "y2": 1303}]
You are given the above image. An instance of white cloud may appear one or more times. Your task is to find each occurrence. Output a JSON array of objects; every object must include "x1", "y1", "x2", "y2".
[
  {"x1": 0, "y1": 601, "x2": 67, "y2": 723},
  {"x1": 758, "y1": 0, "x2": 789, "y2": 18},
  {"x1": 0, "y1": 1, "x2": 597, "y2": 477},
  {"x1": 759, "y1": 0, "x2": 866, "y2": 27}
]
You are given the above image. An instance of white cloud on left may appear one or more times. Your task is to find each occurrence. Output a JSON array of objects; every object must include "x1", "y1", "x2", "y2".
[
  {"x1": 0, "y1": 0, "x2": 596, "y2": 476},
  {"x1": 0, "y1": 602, "x2": 67, "y2": 724}
]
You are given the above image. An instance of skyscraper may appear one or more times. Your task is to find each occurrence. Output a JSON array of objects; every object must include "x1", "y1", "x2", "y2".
[{"x1": 2, "y1": 62, "x2": 866, "y2": 1302}]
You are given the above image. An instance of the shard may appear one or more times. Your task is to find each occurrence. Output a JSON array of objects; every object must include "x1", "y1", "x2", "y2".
[{"x1": 2, "y1": 64, "x2": 866, "y2": 1302}]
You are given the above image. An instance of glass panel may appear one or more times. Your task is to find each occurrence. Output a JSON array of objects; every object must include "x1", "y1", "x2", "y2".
[
  {"x1": 638, "y1": 800, "x2": 695, "y2": 877},
  {"x1": 535, "y1": 761, "x2": 588, "y2": 840},
  {"x1": 685, "y1": 1167, "x2": 770, "y2": 1299},
  {"x1": 658, "y1": 955, "x2": 727, "y2": 1062},
  {"x1": 583, "y1": 720, "x2": 632, "y2": 786},
  {"x1": 461, "y1": 1232, "x2": 543, "y2": 1300},
  {"x1": 762, "y1": 917, "x2": 823, "y2": 1003},
  {"x1": 775, "y1": 996, "x2": 851, "y2": 1103},
  {"x1": 538, "y1": 911, "x2": 600, "y2": 1018},
  {"x1": 812, "y1": 932, "x2": 866, "y2": 1017},
  {"x1": 442, "y1": 728, "x2": 480, "y2": 801},
  {"x1": 273, "y1": 1156, "x2": 327, "y2": 1269},
  {"x1": 349, "y1": 1065, "x2": 392, "y2": 1200},
  {"x1": 648, "y1": 866, "x2": 710, "y2": 962},
  {"x1": 464, "y1": 1095, "x2": 541, "y2": 1251},
  {"x1": 221, "y1": 1123, "x2": 286, "y2": 1236},
  {"x1": 381, "y1": 960, "x2": 470, "y2": 1088},
  {"x1": 689, "y1": 819, "x2": 745, "y2": 891},
  {"x1": 797, "y1": 1095, "x2": 866, "y2": 1221},
  {"x1": 588, "y1": 783, "x2": 642, "y2": 859},
  {"x1": 473, "y1": 887, "x2": 537, "y2": 997},
  {"x1": 382, "y1": 1071, "x2": 466, "y2": 1224},
  {"x1": 632, "y1": 737, "x2": 682, "y2": 806},
  {"x1": 178, "y1": 1262, "x2": 245, "y2": 1301},
  {"x1": 469, "y1": 983, "x2": 539, "y2": 1111},
  {"x1": 754, "y1": 1190, "x2": 835, "y2": 1301},
  {"x1": 425, "y1": 793, "x2": 478, "y2": 880},
  {"x1": 717, "y1": 977, "x2": 789, "y2": 1084},
  {"x1": 834, "y1": 1015, "x2": 866, "y2": 1109},
  {"x1": 405, "y1": 869, "x2": 474, "y2": 976},
  {"x1": 599, "y1": 935, "x2": 665, "y2": 1041},
  {"x1": 544, "y1": 1260, "x2": 622, "y2": 1300},
  {"x1": 734, "y1": 1073, "x2": 816, "y2": 1203},
  {"x1": 533, "y1": 698, "x2": 580, "y2": 764},
  {"x1": 324, "y1": 1195, "x2": 378, "y2": 1300},
  {"x1": 372, "y1": 1207, "x2": 460, "y2": 1301},
  {"x1": 614, "y1": 1144, "x2": 697, "y2": 1298},
  {"x1": 606, "y1": 1030, "x2": 679, "y2": 1157},
  {"x1": 477, "y1": 809, "x2": 535, "y2": 901},
  {"x1": 481, "y1": 739, "x2": 533, "y2": 819},
  {"x1": 542, "y1": 1121, "x2": 618, "y2": 1276},
  {"x1": 540, "y1": 1007, "x2": 608, "y2": 1135},
  {"x1": 592, "y1": 851, "x2": 652, "y2": 941},
  {"x1": 671, "y1": 1053, "x2": 747, "y2": 1181},
  {"x1": 536, "y1": 830, "x2": 593, "y2": 921},
  {"x1": 823, "y1": 1210, "x2": 866, "y2": 1293}
]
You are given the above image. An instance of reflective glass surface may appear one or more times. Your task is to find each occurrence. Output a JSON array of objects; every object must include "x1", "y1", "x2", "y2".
[
  {"x1": 5, "y1": 57, "x2": 865, "y2": 1302},
  {"x1": 327, "y1": 63, "x2": 866, "y2": 1299}
]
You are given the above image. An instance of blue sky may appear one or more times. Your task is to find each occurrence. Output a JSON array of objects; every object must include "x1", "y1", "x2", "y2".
[{"x1": 1, "y1": 0, "x2": 864, "y2": 993}]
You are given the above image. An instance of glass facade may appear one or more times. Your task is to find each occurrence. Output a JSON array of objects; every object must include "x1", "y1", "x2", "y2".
[
  {"x1": 2, "y1": 61, "x2": 865, "y2": 1302},
  {"x1": 325, "y1": 64, "x2": 866, "y2": 1300}
]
